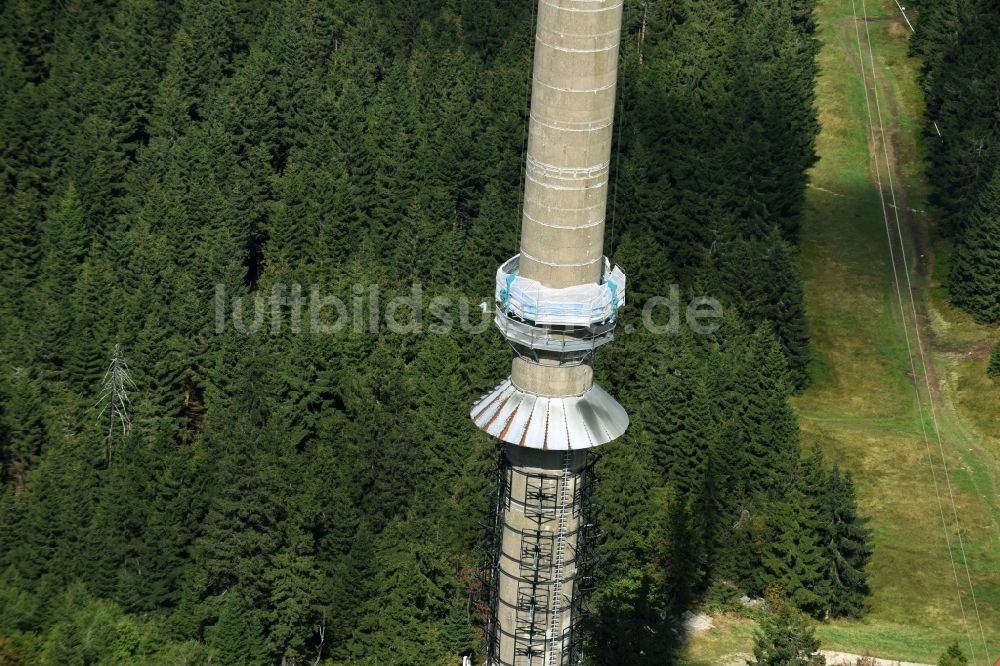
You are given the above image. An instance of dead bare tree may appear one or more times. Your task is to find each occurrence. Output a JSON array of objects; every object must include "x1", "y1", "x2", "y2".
[
  {"x1": 638, "y1": 1, "x2": 648, "y2": 64},
  {"x1": 733, "y1": 507, "x2": 751, "y2": 530},
  {"x1": 312, "y1": 623, "x2": 326, "y2": 666},
  {"x1": 96, "y1": 340, "x2": 136, "y2": 463}
]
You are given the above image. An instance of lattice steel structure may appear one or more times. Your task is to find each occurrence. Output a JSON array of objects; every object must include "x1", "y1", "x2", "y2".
[{"x1": 479, "y1": 449, "x2": 603, "y2": 666}]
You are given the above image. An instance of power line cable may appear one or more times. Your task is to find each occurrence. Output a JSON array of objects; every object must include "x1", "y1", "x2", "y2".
[
  {"x1": 893, "y1": 0, "x2": 916, "y2": 33},
  {"x1": 888, "y1": 1, "x2": 945, "y2": 138},
  {"x1": 516, "y1": 0, "x2": 540, "y2": 236},
  {"x1": 859, "y1": 0, "x2": 991, "y2": 659},
  {"x1": 847, "y1": 1, "x2": 980, "y2": 661},
  {"x1": 608, "y1": 0, "x2": 633, "y2": 261}
]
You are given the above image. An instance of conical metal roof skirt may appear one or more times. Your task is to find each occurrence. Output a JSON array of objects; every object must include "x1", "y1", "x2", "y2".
[{"x1": 470, "y1": 378, "x2": 628, "y2": 450}]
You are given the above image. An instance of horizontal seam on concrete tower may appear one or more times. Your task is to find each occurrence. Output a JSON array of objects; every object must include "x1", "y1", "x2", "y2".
[
  {"x1": 529, "y1": 114, "x2": 614, "y2": 132},
  {"x1": 522, "y1": 211, "x2": 605, "y2": 230},
  {"x1": 533, "y1": 77, "x2": 616, "y2": 94},
  {"x1": 535, "y1": 38, "x2": 618, "y2": 54},
  {"x1": 525, "y1": 173, "x2": 609, "y2": 191},
  {"x1": 524, "y1": 202, "x2": 605, "y2": 213},
  {"x1": 526, "y1": 171, "x2": 609, "y2": 182},
  {"x1": 520, "y1": 250, "x2": 602, "y2": 268},
  {"x1": 527, "y1": 162, "x2": 610, "y2": 180},
  {"x1": 540, "y1": 0, "x2": 624, "y2": 13},
  {"x1": 537, "y1": 27, "x2": 621, "y2": 39}
]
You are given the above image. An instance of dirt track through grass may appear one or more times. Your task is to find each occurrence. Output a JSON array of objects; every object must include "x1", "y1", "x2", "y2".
[
  {"x1": 794, "y1": 0, "x2": 1000, "y2": 660},
  {"x1": 682, "y1": 0, "x2": 1000, "y2": 663}
]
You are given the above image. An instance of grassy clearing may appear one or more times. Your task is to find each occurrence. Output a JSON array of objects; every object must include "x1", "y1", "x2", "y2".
[
  {"x1": 682, "y1": 0, "x2": 1000, "y2": 663},
  {"x1": 679, "y1": 616, "x2": 756, "y2": 666}
]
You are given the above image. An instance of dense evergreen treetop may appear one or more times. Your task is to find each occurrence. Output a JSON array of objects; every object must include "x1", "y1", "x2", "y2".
[
  {"x1": 749, "y1": 596, "x2": 825, "y2": 666},
  {"x1": 913, "y1": 0, "x2": 1000, "y2": 321},
  {"x1": 948, "y1": 169, "x2": 1000, "y2": 323},
  {"x1": 0, "y1": 0, "x2": 867, "y2": 663},
  {"x1": 938, "y1": 640, "x2": 969, "y2": 666}
]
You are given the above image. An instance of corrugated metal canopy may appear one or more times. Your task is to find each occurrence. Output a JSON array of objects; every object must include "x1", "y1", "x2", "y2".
[{"x1": 470, "y1": 378, "x2": 628, "y2": 450}]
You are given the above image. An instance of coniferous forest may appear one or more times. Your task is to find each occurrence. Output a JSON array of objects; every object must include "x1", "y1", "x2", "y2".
[
  {"x1": 0, "y1": 1, "x2": 874, "y2": 664},
  {"x1": 911, "y1": 0, "x2": 1000, "y2": 328}
]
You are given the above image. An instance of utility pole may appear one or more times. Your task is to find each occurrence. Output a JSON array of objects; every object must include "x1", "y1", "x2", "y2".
[{"x1": 471, "y1": 1, "x2": 629, "y2": 663}]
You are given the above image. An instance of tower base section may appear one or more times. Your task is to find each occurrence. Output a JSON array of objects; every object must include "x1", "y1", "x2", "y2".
[{"x1": 482, "y1": 447, "x2": 601, "y2": 666}]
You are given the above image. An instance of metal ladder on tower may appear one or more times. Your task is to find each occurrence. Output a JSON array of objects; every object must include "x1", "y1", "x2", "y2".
[{"x1": 546, "y1": 451, "x2": 573, "y2": 666}]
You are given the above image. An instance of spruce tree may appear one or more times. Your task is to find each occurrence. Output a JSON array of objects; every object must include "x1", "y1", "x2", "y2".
[
  {"x1": 757, "y1": 472, "x2": 828, "y2": 616},
  {"x1": 938, "y1": 641, "x2": 969, "y2": 666},
  {"x1": 819, "y1": 466, "x2": 872, "y2": 618},
  {"x1": 264, "y1": 525, "x2": 323, "y2": 662},
  {"x1": 36, "y1": 184, "x2": 88, "y2": 375},
  {"x1": 590, "y1": 567, "x2": 679, "y2": 665},
  {"x1": 714, "y1": 326, "x2": 800, "y2": 500},
  {"x1": 749, "y1": 597, "x2": 825, "y2": 666},
  {"x1": 113, "y1": 446, "x2": 205, "y2": 614},
  {"x1": 642, "y1": 333, "x2": 713, "y2": 496},
  {"x1": 440, "y1": 599, "x2": 477, "y2": 658},
  {"x1": 949, "y1": 170, "x2": 1000, "y2": 323},
  {"x1": 658, "y1": 495, "x2": 705, "y2": 615},
  {"x1": 352, "y1": 517, "x2": 451, "y2": 664},
  {"x1": 989, "y1": 341, "x2": 1000, "y2": 378},
  {"x1": 911, "y1": 0, "x2": 959, "y2": 87},
  {"x1": 0, "y1": 373, "x2": 47, "y2": 491},
  {"x1": 0, "y1": 190, "x2": 41, "y2": 313},
  {"x1": 712, "y1": 232, "x2": 812, "y2": 389},
  {"x1": 210, "y1": 593, "x2": 267, "y2": 666},
  {"x1": 921, "y1": 4, "x2": 1000, "y2": 238}
]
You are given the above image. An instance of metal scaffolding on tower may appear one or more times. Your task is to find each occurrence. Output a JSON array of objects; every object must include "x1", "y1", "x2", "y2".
[{"x1": 478, "y1": 449, "x2": 603, "y2": 666}]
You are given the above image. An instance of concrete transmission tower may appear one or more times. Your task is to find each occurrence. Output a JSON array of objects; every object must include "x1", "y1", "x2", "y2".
[{"x1": 471, "y1": 1, "x2": 629, "y2": 664}]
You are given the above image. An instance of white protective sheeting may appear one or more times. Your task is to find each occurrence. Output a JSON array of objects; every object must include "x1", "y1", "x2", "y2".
[
  {"x1": 470, "y1": 378, "x2": 629, "y2": 450},
  {"x1": 496, "y1": 254, "x2": 626, "y2": 326}
]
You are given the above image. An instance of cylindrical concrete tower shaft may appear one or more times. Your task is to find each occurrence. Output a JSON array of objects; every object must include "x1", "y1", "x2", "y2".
[
  {"x1": 519, "y1": 0, "x2": 623, "y2": 290},
  {"x1": 486, "y1": 2, "x2": 626, "y2": 665},
  {"x1": 511, "y1": 0, "x2": 624, "y2": 404}
]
